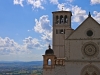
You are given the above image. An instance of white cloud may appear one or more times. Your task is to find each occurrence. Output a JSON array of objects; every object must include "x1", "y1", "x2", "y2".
[
  {"x1": 23, "y1": 36, "x2": 42, "y2": 49},
  {"x1": 57, "y1": 1, "x2": 100, "y2": 27},
  {"x1": 27, "y1": 0, "x2": 45, "y2": 9},
  {"x1": 0, "y1": 37, "x2": 46, "y2": 61},
  {"x1": 57, "y1": 3, "x2": 87, "y2": 23},
  {"x1": 41, "y1": 31, "x2": 52, "y2": 42},
  {"x1": 57, "y1": 3, "x2": 71, "y2": 11},
  {"x1": 13, "y1": 0, "x2": 46, "y2": 9},
  {"x1": 0, "y1": 36, "x2": 44, "y2": 55},
  {"x1": 90, "y1": 0, "x2": 100, "y2": 5},
  {"x1": 71, "y1": 5, "x2": 87, "y2": 23},
  {"x1": 13, "y1": 0, "x2": 24, "y2": 7},
  {"x1": 0, "y1": 37, "x2": 28, "y2": 55},
  {"x1": 50, "y1": 0, "x2": 59, "y2": 4},
  {"x1": 93, "y1": 11, "x2": 100, "y2": 23},
  {"x1": 34, "y1": 15, "x2": 51, "y2": 33},
  {"x1": 34, "y1": 15, "x2": 52, "y2": 43}
]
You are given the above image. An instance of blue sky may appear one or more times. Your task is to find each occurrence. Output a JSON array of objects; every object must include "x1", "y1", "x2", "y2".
[{"x1": 0, "y1": 0, "x2": 100, "y2": 61}]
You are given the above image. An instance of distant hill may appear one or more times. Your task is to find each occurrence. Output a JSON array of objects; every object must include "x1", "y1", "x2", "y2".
[
  {"x1": 0, "y1": 61, "x2": 43, "y2": 74},
  {"x1": 0, "y1": 61, "x2": 43, "y2": 67}
]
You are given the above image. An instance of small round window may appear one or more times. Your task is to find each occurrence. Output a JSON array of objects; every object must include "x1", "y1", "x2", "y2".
[{"x1": 87, "y1": 30, "x2": 93, "y2": 37}]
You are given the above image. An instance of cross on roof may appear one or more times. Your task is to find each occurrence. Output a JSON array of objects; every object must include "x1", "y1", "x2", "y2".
[{"x1": 62, "y1": 5, "x2": 64, "y2": 11}]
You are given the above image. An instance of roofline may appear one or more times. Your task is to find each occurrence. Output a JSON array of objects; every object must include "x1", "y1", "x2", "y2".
[
  {"x1": 66, "y1": 16, "x2": 100, "y2": 39},
  {"x1": 52, "y1": 11, "x2": 72, "y2": 16}
]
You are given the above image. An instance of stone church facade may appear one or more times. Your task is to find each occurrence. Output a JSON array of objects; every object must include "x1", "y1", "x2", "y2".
[{"x1": 42, "y1": 10, "x2": 100, "y2": 75}]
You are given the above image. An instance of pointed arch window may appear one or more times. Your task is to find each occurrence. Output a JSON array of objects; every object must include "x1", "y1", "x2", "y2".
[
  {"x1": 64, "y1": 15, "x2": 68, "y2": 23},
  {"x1": 60, "y1": 15, "x2": 64, "y2": 24}
]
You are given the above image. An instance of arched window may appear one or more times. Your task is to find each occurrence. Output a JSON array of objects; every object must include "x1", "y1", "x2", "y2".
[
  {"x1": 60, "y1": 15, "x2": 63, "y2": 24},
  {"x1": 56, "y1": 16, "x2": 59, "y2": 24},
  {"x1": 64, "y1": 15, "x2": 68, "y2": 23},
  {"x1": 81, "y1": 65, "x2": 99, "y2": 75},
  {"x1": 48, "y1": 59, "x2": 51, "y2": 65}
]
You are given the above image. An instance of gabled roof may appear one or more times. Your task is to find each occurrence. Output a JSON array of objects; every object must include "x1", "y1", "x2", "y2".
[{"x1": 66, "y1": 15, "x2": 100, "y2": 39}]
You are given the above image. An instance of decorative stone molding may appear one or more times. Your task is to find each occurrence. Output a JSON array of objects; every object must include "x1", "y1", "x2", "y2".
[
  {"x1": 81, "y1": 64, "x2": 100, "y2": 75},
  {"x1": 81, "y1": 42, "x2": 99, "y2": 58}
]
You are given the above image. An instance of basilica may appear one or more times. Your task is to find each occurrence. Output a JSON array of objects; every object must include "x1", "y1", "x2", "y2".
[{"x1": 42, "y1": 10, "x2": 100, "y2": 75}]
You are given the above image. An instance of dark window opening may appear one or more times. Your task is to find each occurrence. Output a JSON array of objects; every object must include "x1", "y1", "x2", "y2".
[
  {"x1": 60, "y1": 29, "x2": 65, "y2": 34},
  {"x1": 64, "y1": 15, "x2": 68, "y2": 23},
  {"x1": 60, "y1": 15, "x2": 63, "y2": 24},
  {"x1": 56, "y1": 29, "x2": 59, "y2": 34},
  {"x1": 87, "y1": 30, "x2": 93, "y2": 36},
  {"x1": 56, "y1": 16, "x2": 59, "y2": 24},
  {"x1": 56, "y1": 29, "x2": 65, "y2": 34}
]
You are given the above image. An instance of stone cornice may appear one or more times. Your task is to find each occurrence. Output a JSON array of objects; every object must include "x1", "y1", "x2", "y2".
[
  {"x1": 65, "y1": 60, "x2": 100, "y2": 62},
  {"x1": 67, "y1": 38, "x2": 100, "y2": 40}
]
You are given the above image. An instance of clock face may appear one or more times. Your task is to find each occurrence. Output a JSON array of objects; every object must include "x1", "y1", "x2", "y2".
[
  {"x1": 84, "y1": 44, "x2": 96, "y2": 56},
  {"x1": 82, "y1": 42, "x2": 99, "y2": 58}
]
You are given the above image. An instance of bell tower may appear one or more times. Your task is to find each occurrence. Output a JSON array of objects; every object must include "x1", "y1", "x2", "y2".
[
  {"x1": 52, "y1": 11, "x2": 72, "y2": 58},
  {"x1": 43, "y1": 45, "x2": 56, "y2": 69}
]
